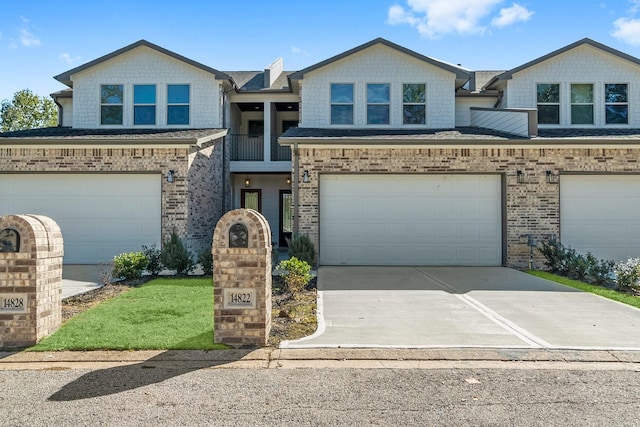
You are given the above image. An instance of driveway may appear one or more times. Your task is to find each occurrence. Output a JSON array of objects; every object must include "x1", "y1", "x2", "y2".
[{"x1": 281, "y1": 267, "x2": 640, "y2": 350}]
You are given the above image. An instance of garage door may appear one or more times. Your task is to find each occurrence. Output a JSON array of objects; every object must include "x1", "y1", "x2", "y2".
[
  {"x1": 319, "y1": 174, "x2": 502, "y2": 266},
  {"x1": 561, "y1": 175, "x2": 640, "y2": 262},
  {"x1": 0, "y1": 173, "x2": 161, "y2": 264}
]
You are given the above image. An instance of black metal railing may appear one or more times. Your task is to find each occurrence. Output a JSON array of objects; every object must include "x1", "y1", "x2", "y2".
[
  {"x1": 229, "y1": 134, "x2": 264, "y2": 161},
  {"x1": 271, "y1": 135, "x2": 291, "y2": 161}
]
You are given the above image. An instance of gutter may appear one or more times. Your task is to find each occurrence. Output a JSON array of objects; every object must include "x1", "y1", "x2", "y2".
[{"x1": 292, "y1": 141, "x2": 300, "y2": 236}]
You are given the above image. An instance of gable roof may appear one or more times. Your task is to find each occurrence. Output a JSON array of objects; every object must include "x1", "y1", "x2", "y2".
[
  {"x1": 288, "y1": 38, "x2": 470, "y2": 80},
  {"x1": 54, "y1": 40, "x2": 232, "y2": 88},
  {"x1": 485, "y1": 38, "x2": 640, "y2": 89}
]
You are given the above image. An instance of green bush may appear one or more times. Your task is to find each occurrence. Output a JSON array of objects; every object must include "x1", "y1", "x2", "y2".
[
  {"x1": 538, "y1": 239, "x2": 614, "y2": 287},
  {"x1": 276, "y1": 256, "x2": 313, "y2": 297},
  {"x1": 113, "y1": 251, "x2": 148, "y2": 280},
  {"x1": 288, "y1": 235, "x2": 316, "y2": 266},
  {"x1": 161, "y1": 231, "x2": 194, "y2": 275},
  {"x1": 141, "y1": 243, "x2": 163, "y2": 276},
  {"x1": 198, "y1": 249, "x2": 213, "y2": 276}
]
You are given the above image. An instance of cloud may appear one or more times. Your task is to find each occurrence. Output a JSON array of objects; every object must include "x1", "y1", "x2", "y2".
[
  {"x1": 387, "y1": 0, "x2": 531, "y2": 38},
  {"x1": 611, "y1": 1, "x2": 640, "y2": 45},
  {"x1": 16, "y1": 16, "x2": 40, "y2": 47},
  {"x1": 611, "y1": 17, "x2": 640, "y2": 45},
  {"x1": 491, "y1": 4, "x2": 534, "y2": 27},
  {"x1": 59, "y1": 53, "x2": 81, "y2": 65},
  {"x1": 291, "y1": 46, "x2": 309, "y2": 56}
]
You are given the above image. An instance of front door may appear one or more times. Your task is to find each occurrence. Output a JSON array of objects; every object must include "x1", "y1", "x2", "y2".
[
  {"x1": 241, "y1": 189, "x2": 262, "y2": 212},
  {"x1": 279, "y1": 190, "x2": 293, "y2": 247}
]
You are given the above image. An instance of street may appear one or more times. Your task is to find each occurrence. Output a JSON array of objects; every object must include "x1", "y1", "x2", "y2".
[{"x1": 2, "y1": 362, "x2": 639, "y2": 426}]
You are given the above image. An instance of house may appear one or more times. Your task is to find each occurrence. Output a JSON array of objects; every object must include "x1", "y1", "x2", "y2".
[{"x1": 2, "y1": 37, "x2": 640, "y2": 268}]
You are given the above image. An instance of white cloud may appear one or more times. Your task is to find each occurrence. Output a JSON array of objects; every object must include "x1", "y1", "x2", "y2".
[
  {"x1": 491, "y1": 4, "x2": 534, "y2": 27},
  {"x1": 59, "y1": 53, "x2": 81, "y2": 65},
  {"x1": 17, "y1": 17, "x2": 40, "y2": 47},
  {"x1": 291, "y1": 46, "x2": 309, "y2": 56},
  {"x1": 611, "y1": 17, "x2": 640, "y2": 45},
  {"x1": 387, "y1": 0, "x2": 531, "y2": 38}
]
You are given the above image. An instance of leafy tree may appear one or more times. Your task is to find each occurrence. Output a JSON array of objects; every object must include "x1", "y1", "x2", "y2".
[{"x1": 0, "y1": 89, "x2": 58, "y2": 132}]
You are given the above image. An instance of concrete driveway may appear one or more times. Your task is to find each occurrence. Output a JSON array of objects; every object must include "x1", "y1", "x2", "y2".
[{"x1": 281, "y1": 267, "x2": 640, "y2": 350}]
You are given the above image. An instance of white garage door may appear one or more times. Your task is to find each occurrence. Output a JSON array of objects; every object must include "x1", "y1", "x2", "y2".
[
  {"x1": 319, "y1": 174, "x2": 502, "y2": 266},
  {"x1": 561, "y1": 175, "x2": 640, "y2": 262},
  {"x1": 0, "y1": 173, "x2": 161, "y2": 264}
]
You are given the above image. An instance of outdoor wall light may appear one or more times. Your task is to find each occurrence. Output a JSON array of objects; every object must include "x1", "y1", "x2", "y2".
[
  {"x1": 546, "y1": 170, "x2": 559, "y2": 184},
  {"x1": 286, "y1": 175, "x2": 291, "y2": 185},
  {"x1": 166, "y1": 170, "x2": 175, "y2": 183},
  {"x1": 245, "y1": 177, "x2": 251, "y2": 187},
  {"x1": 302, "y1": 170, "x2": 311, "y2": 184},
  {"x1": 516, "y1": 170, "x2": 525, "y2": 184}
]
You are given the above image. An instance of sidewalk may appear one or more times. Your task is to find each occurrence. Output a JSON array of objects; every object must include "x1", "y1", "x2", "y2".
[{"x1": 1, "y1": 348, "x2": 639, "y2": 370}]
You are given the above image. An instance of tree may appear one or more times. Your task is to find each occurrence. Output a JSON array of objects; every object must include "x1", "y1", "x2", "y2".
[{"x1": 0, "y1": 89, "x2": 58, "y2": 132}]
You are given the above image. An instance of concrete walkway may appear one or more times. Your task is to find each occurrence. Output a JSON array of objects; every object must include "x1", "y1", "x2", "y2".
[
  {"x1": 282, "y1": 266, "x2": 640, "y2": 351},
  {"x1": 62, "y1": 265, "x2": 102, "y2": 299}
]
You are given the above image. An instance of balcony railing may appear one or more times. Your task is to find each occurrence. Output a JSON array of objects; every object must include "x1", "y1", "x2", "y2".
[
  {"x1": 271, "y1": 135, "x2": 291, "y2": 161},
  {"x1": 229, "y1": 134, "x2": 291, "y2": 161},
  {"x1": 230, "y1": 134, "x2": 264, "y2": 161}
]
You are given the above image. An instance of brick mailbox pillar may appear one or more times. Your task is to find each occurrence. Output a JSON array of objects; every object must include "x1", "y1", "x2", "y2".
[
  {"x1": 0, "y1": 214, "x2": 64, "y2": 349},
  {"x1": 212, "y1": 209, "x2": 272, "y2": 347}
]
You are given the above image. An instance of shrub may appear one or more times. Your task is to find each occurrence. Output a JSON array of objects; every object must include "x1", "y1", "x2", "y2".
[
  {"x1": 161, "y1": 231, "x2": 195, "y2": 275},
  {"x1": 538, "y1": 239, "x2": 615, "y2": 287},
  {"x1": 614, "y1": 258, "x2": 640, "y2": 291},
  {"x1": 198, "y1": 249, "x2": 213, "y2": 276},
  {"x1": 538, "y1": 239, "x2": 567, "y2": 274},
  {"x1": 276, "y1": 256, "x2": 313, "y2": 297},
  {"x1": 113, "y1": 251, "x2": 148, "y2": 280},
  {"x1": 586, "y1": 253, "x2": 614, "y2": 286},
  {"x1": 288, "y1": 235, "x2": 316, "y2": 266},
  {"x1": 141, "y1": 243, "x2": 163, "y2": 276}
]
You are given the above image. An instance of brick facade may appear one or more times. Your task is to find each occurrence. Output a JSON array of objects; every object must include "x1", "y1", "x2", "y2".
[{"x1": 295, "y1": 145, "x2": 640, "y2": 268}]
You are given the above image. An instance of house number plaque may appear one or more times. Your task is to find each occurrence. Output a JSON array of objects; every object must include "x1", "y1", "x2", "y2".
[
  {"x1": 0, "y1": 294, "x2": 27, "y2": 314},
  {"x1": 223, "y1": 288, "x2": 256, "y2": 309}
]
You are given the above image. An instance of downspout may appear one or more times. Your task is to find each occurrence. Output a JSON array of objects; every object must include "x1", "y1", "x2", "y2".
[
  {"x1": 221, "y1": 86, "x2": 227, "y2": 213},
  {"x1": 293, "y1": 141, "x2": 300, "y2": 236},
  {"x1": 53, "y1": 99, "x2": 63, "y2": 127}
]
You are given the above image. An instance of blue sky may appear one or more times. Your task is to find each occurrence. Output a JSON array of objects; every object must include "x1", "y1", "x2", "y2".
[{"x1": 3, "y1": 0, "x2": 640, "y2": 102}]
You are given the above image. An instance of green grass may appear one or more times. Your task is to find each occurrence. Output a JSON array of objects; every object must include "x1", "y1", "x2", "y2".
[
  {"x1": 527, "y1": 270, "x2": 640, "y2": 309},
  {"x1": 30, "y1": 277, "x2": 227, "y2": 351}
]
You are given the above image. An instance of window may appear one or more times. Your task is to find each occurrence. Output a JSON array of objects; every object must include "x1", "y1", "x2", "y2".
[
  {"x1": 134, "y1": 85, "x2": 156, "y2": 125},
  {"x1": 330, "y1": 83, "x2": 353, "y2": 124},
  {"x1": 167, "y1": 84, "x2": 190, "y2": 125},
  {"x1": 367, "y1": 83, "x2": 390, "y2": 124},
  {"x1": 605, "y1": 83, "x2": 628, "y2": 124},
  {"x1": 537, "y1": 83, "x2": 560, "y2": 125},
  {"x1": 100, "y1": 84, "x2": 123, "y2": 125},
  {"x1": 571, "y1": 84, "x2": 594, "y2": 125},
  {"x1": 403, "y1": 83, "x2": 426, "y2": 125}
]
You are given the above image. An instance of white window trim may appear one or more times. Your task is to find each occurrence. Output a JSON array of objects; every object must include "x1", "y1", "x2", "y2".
[
  {"x1": 604, "y1": 82, "x2": 629, "y2": 126},
  {"x1": 402, "y1": 83, "x2": 427, "y2": 126},
  {"x1": 167, "y1": 83, "x2": 191, "y2": 126},
  {"x1": 329, "y1": 82, "x2": 355, "y2": 126},
  {"x1": 536, "y1": 82, "x2": 561, "y2": 127},
  {"x1": 133, "y1": 84, "x2": 157, "y2": 126},
  {"x1": 366, "y1": 82, "x2": 391, "y2": 126},
  {"x1": 99, "y1": 83, "x2": 124, "y2": 127},
  {"x1": 570, "y1": 82, "x2": 595, "y2": 126}
]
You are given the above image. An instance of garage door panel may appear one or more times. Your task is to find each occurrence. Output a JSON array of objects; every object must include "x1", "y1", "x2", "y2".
[
  {"x1": 0, "y1": 173, "x2": 161, "y2": 264},
  {"x1": 561, "y1": 175, "x2": 640, "y2": 262},
  {"x1": 320, "y1": 174, "x2": 502, "y2": 266}
]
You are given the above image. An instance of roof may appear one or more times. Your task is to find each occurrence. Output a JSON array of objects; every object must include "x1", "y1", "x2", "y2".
[
  {"x1": 0, "y1": 127, "x2": 228, "y2": 147},
  {"x1": 54, "y1": 40, "x2": 232, "y2": 88},
  {"x1": 225, "y1": 71, "x2": 292, "y2": 92},
  {"x1": 486, "y1": 38, "x2": 640, "y2": 89},
  {"x1": 288, "y1": 38, "x2": 470, "y2": 80},
  {"x1": 279, "y1": 127, "x2": 525, "y2": 142}
]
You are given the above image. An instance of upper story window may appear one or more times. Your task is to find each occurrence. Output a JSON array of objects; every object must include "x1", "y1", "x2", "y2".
[
  {"x1": 571, "y1": 84, "x2": 594, "y2": 125},
  {"x1": 167, "y1": 84, "x2": 190, "y2": 125},
  {"x1": 330, "y1": 83, "x2": 353, "y2": 125},
  {"x1": 100, "y1": 84, "x2": 123, "y2": 125},
  {"x1": 605, "y1": 83, "x2": 628, "y2": 124},
  {"x1": 134, "y1": 84, "x2": 156, "y2": 125},
  {"x1": 537, "y1": 83, "x2": 560, "y2": 125},
  {"x1": 403, "y1": 83, "x2": 426, "y2": 125},
  {"x1": 367, "y1": 83, "x2": 390, "y2": 125}
]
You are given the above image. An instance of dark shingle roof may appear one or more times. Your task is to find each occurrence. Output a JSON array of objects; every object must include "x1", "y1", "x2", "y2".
[
  {"x1": 225, "y1": 71, "x2": 292, "y2": 91},
  {"x1": 0, "y1": 127, "x2": 227, "y2": 146},
  {"x1": 536, "y1": 128, "x2": 640, "y2": 139},
  {"x1": 280, "y1": 127, "x2": 526, "y2": 141}
]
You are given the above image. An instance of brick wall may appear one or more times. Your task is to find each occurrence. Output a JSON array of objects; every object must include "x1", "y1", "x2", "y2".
[{"x1": 296, "y1": 146, "x2": 640, "y2": 268}]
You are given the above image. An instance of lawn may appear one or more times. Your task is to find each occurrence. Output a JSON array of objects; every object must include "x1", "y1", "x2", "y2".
[
  {"x1": 31, "y1": 277, "x2": 227, "y2": 351},
  {"x1": 527, "y1": 270, "x2": 640, "y2": 309}
]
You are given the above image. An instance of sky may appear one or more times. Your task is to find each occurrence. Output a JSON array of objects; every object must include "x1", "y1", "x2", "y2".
[{"x1": 3, "y1": 0, "x2": 640, "y2": 102}]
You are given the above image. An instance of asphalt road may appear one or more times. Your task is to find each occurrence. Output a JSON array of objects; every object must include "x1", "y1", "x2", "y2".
[{"x1": 3, "y1": 364, "x2": 640, "y2": 426}]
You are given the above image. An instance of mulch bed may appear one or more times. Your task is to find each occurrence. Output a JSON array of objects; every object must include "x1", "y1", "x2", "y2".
[{"x1": 61, "y1": 275, "x2": 318, "y2": 346}]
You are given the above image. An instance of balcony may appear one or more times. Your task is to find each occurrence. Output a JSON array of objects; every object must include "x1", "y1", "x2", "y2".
[{"x1": 229, "y1": 134, "x2": 291, "y2": 161}]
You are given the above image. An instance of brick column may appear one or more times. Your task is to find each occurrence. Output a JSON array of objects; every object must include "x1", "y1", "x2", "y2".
[
  {"x1": 0, "y1": 215, "x2": 63, "y2": 349},
  {"x1": 212, "y1": 209, "x2": 272, "y2": 347}
]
